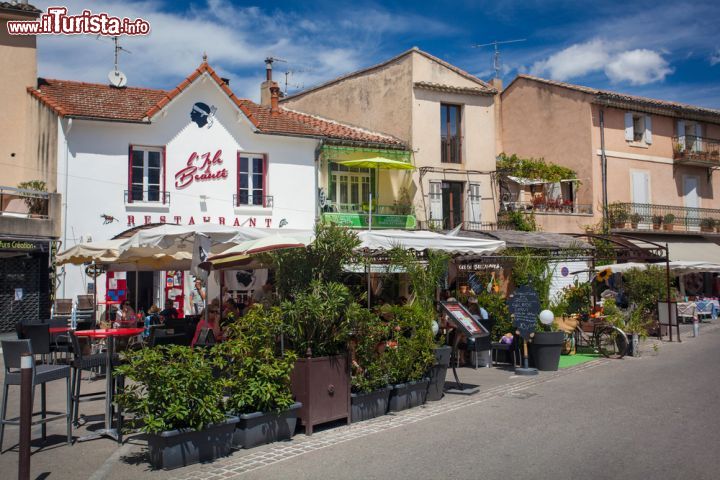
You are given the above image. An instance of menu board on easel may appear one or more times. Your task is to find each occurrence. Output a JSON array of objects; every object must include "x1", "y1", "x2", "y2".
[
  {"x1": 507, "y1": 285, "x2": 540, "y2": 340},
  {"x1": 440, "y1": 301, "x2": 489, "y2": 339},
  {"x1": 164, "y1": 271, "x2": 185, "y2": 318}
]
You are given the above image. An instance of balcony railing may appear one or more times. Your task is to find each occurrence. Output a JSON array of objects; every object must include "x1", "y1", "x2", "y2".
[
  {"x1": 125, "y1": 190, "x2": 170, "y2": 204},
  {"x1": 326, "y1": 202, "x2": 415, "y2": 216},
  {"x1": 322, "y1": 202, "x2": 416, "y2": 229},
  {"x1": 610, "y1": 202, "x2": 720, "y2": 233},
  {"x1": 233, "y1": 194, "x2": 273, "y2": 208},
  {"x1": 503, "y1": 200, "x2": 593, "y2": 215},
  {"x1": 0, "y1": 186, "x2": 49, "y2": 218},
  {"x1": 441, "y1": 136, "x2": 462, "y2": 164},
  {"x1": 672, "y1": 135, "x2": 720, "y2": 167}
]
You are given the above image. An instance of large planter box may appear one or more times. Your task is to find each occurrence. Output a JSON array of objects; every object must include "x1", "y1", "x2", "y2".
[
  {"x1": 388, "y1": 378, "x2": 429, "y2": 412},
  {"x1": 290, "y1": 354, "x2": 350, "y2": 435},
  {"x1": 232, "y1": 402, "x2": 301, "y2": 449},
  {"x1": 529, "y1": 332, "x2": 564, "y2": 371},
  {"x1": 427, "y1": 346, "x2": 452, "y2": 401},
  {"x1": 351, "y1": 387, "x2": 392, "y2": 422},
  {"x1": 147, "y1": 416, "x2": 239, "y2": 470}
]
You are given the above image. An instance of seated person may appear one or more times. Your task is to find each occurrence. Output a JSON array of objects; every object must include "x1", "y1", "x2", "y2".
[
  {"x1": 159, "y1": 299, "x2": 179, "y2": 323},
  {"x1": 191, "y1": 302, "x2": 222, "y2": 347},
  {"x1": 114, "y1": 300, "x2": 137, "y2": 328}
]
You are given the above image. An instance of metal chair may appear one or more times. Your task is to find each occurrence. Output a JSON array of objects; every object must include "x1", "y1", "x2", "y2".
[
  {"x1": 491, "y1": 341, "x2": 518, "y2": 369},
  {"x1": 0, "y1": 340, "x2": 72, "y2": 453},
  {"x1": 68, "y1": 333, "x2": 108, "y2": 426},
  {"x1": 23, "y1": 324, "x2": 52, "y2": 364}
]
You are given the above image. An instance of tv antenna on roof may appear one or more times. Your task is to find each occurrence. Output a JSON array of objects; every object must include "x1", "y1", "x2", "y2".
[
  {"x1": 283, "y1": 68, "x2": 310, "y2": 94},
  {"x1": 264, "y1": 56, "x2": 287, "y2": 81},
  {"x1": 100, "y1": 36, "x2": 132, "y2": 87},
  {"x1": 472, "y1": 39, "x2": 526, "y2": 79}
]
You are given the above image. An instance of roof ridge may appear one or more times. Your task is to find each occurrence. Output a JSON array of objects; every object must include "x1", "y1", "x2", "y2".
[
  {"x1": 36, "y1": 77, "x2": 168, "y2": 94},
  {"x1": 280, "y1": 106, "x2": 403, "y2": 143}
]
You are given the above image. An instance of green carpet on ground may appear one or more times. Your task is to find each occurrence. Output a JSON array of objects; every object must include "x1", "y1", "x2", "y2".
[{"x1": 558, "y1": 353, "x2": 600, "y2": 368}]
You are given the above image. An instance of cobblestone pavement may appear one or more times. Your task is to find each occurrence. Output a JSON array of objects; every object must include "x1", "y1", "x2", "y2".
[{"x1": 177, "y1": 358, "x2": 609, "y2": 480}]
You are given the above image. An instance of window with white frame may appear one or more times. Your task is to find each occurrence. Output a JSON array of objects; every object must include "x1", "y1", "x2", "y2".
[
  {"x1": 237, "y1": 154, "x2": 266, "y2": 206},
  {"x1": 624, "y1": 112, "x2": 653, "y2": 145},
  {"x1": 129, "y1": 146, "x2": 163, "y2": 203},
  {"x1": 331, "y1": 164, "x2": 371, "y2": 209}
]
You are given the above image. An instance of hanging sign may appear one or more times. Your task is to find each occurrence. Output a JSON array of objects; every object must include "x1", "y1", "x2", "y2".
[
  {"x1": 440, "y1": 301, "x2": 488, "y2": 339},
  {"x1": 508, "y1": 285, "x2": 541, "y2": 340}
]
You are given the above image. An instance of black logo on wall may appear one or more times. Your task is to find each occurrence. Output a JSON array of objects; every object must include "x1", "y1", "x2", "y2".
[{"x1": 190, "y1": 102, "x2": 217, "y2": 128}]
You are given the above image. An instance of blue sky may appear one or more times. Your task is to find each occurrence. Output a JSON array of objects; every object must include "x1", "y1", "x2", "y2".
[{"x1": 34, "y1": 0, "x2": 720, "y2": 107}]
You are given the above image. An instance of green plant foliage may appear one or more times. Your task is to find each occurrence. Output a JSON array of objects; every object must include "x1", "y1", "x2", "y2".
[
  {"x1": 381, "y1": 305, "x2": 436, "y2": 385},
  {"x1": 498, "y1": 210, "x2": 537, "y2": 231},
  {"x1": 115, "y1": 345, "x2": 226, "y2": 434},
  {"x1": 388, "y1": 248, "x2": 449, "y2": 312},
  {"x1": 281, "y1": 280, "x2": 353, "y2": 357},
  {"x1": 214, "y1": 305, "x2": 297, "y2": 415},
  {"x1": 16, "y1": 180, "x2": 47, "y2": 215},
  {"x1": 551, "y1": 278, "x2": 592, "y2": 317},
  {"x1": 349, "y1": 308, "x2": 392, "y2": 393},
  {"x1": 497, "y1": 153, "x2": 577, "y2": 183},
  {"x1": 608, "y1": 202, "x2": 629, "y2": 224},
  {"x1": 509, "y1": 248, "x2": 554, "y2": 309},
  {"x1": 475, "y1": 291, "x2": 511, "y2": 340},
  {"x1": 267, "y1": 222, "x2": 360, "y2": 298},
  {"x1": 622, "y1": 266, "x2": 670, "y2": 320}
]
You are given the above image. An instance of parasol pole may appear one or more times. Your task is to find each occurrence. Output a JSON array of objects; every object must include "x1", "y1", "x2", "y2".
[{"x1": 92, "y1": 261, "x2": 98, "y2": 325}]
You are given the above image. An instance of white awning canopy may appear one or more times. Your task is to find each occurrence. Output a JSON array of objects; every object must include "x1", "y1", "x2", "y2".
[
  {"x1": 605, "y1": 261, "x2": 720, "y2": 275},
  {"x1": 357, "y1": 230, "x2": 505, "y2": 255}
]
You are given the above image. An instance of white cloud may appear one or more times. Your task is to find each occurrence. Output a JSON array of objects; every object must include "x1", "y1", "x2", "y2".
[
  {"x1": 528, "y1": 39, "x2": 672, "y2": 86},
  {"x1": 529, "y1": 40, "x2": 610, "y2": 80},
  {"x1": 711, "y1": 49, "x2": 720, "y2": 66},
  {"x1": 32, "y1": 0, "x2": 452, "y2": 101},
  {"x1": 605, "y1": 49, "x2": 673, "y2": 85}
]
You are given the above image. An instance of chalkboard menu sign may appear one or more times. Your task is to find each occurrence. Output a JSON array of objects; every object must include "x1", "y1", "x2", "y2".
[
  {"x1": 440, "y1": 302, "x2": 489, "y2": 339},
  {"x1": 507, "y1": 285, "x2": 541, "y2": 339}
]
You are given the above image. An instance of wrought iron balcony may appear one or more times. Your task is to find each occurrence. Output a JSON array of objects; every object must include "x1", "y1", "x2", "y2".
[
  {"x1": 321, "y1": 202, "x2": 416, "y2": 229},
  {"x1": 609, "y1": 202, "x2": 720, "y2": 233},
  {"x1": 125, "y1": 190, "x2": 170, "y2": 204},
  {"x1": 502, "y1": 200, "x2": 593, "y2": 215},
  {"x1": 233, "y1": 194, "x2": 273, "y2": 208},
  {"x1": 672, "y1": 135, "x2": 720, "y2": 167}
]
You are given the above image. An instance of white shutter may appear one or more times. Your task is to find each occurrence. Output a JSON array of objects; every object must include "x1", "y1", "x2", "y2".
[
  {"x1": 467, "y1": 183, "x2": 482, "y2": 226},
  {"x1": 695, "y1": 124, "x2": 703, "y2": 152},
  {"x1": 429, "y1": 181, "x2": 442, "y2": 228},
  {"x1": 677, "y1": 120, "x2": 686, "y2": 150},
  {"x1": 644, "y1": 115, "x2": 652, "y2": 144},
  {"x1": 624, "y1": 112, "x2": 634, "y2": 141}
]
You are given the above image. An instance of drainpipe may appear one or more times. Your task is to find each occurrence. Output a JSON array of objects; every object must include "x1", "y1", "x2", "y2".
[
  {"x1": 599, "y1": 108, "x2": 609, "y2": 233},
  {"x1": 61, "y1": 118, "x2": 73, "y2": 298},
  {"x1": 315, "y1": 141, "x2": 323, "y2": 223}
]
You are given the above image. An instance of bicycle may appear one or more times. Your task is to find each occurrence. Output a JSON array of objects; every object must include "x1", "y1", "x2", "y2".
[{"x1": 561, "y1": 314, "x2": 629, "y2": 359}]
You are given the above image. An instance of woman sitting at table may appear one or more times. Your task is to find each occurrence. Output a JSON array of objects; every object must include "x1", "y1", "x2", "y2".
[
  {"x1": 114, "y1": 300, "x2": 137, "y2": 328},
  {"x1": 191, "y1": 302, "x2": 222, "y2": 347}
]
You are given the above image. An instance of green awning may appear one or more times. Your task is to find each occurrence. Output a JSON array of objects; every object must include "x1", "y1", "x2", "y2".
[
  {"x1": 321, "y1": 144, "x2": 412, "y2": 167},
  {"x1": 336, "y1": 157, "x2": 415, "y2": 170}
]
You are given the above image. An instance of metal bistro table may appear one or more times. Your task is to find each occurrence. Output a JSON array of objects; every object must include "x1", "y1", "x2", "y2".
[{"x1": 73, "y1": 328, "x2": 144, "y2": 443}]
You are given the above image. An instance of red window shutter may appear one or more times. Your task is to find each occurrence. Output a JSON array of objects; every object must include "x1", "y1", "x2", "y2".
[
  {"x1": 128, "y1": 145, "x2": 133, "y2": 203},
  {"x1": 162, "y1": 145, "x2": 167, "y2": 204},
  {"x1": 262, "y1": 154, "x2": 268, "y2": 208}
]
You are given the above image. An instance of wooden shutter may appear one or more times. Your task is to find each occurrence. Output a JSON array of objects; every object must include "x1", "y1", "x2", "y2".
[
  {"x1": 624, "y1": 112, "x2": 634, "y2": 141},
  {"x1": 429, "y1": 181, "x2": 442, "y2": 227},
  {"x1": 467, "y1": 183, "x2": 482, "y2": 225},
  {"x1": 677, "y1": 120, "x2": 686, "y2": 150},
  {"x1": 644, "y1": 115, "x2": 653, "y2": 144}
]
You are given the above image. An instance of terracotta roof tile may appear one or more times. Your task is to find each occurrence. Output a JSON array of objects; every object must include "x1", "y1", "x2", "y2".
[
  {"x1": 0, "y1": 2, "x2": 42, "y2": 14},
  {"x1": 414, "y1": 81, "x2": 494, "y2": 96},
  {"x1": 514, "y1": 74, "x2": 720, "y2": 120},
  {"x1": 27, "y1": 63, "x2": 405, "y2": 147}
]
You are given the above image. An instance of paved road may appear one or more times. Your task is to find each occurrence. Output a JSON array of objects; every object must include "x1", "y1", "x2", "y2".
[{"x1": 240, "y1": 327, "x2": 720, "y2": 480}]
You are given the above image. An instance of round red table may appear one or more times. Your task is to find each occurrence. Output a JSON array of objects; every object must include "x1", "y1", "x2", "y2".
[
  {"x1": 49, "y1": 326, "x2": 70, "y2": 334},
  {"x1": 74, "y1": 328, "x2": 144, "y2": 443}
]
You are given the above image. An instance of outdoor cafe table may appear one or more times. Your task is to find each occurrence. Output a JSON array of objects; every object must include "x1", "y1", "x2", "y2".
[{"x1": 74, "y1": 328, "x2": 144, "y2": 443}]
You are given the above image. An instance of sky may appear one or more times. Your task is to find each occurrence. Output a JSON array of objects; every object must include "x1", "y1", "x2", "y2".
[{"x1": 32, "y1": 0, "x2": 720, "y2": 108}]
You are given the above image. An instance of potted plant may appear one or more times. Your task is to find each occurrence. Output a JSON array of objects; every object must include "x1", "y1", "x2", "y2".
[
  {"x1": 629, "y1": 212, "x2": 643, "y2": 229},
  {"x1": 115, "y1": 346, "x2": 236, "y2": 470},
  {"x1": 609, "y1": 203, "x2": 629, "y2": 229},
  {"x1": 214, "y1": 305, "x2": 301, "y2": 449},
  {"x1": 623, "y1": 308, "x2": 650, "y2": 357},
  {"x1": 383, "y1": 304, "x2": 436, "y2": 412},
  {"x1": 663, "y1": 213, "x2": 676, "y2": 231},
  {"x1": 17, "y1": 180, "x2": 48, "y2": 217},
  {"x1": 700, "y1": 218, "x2": 716, "y2": 232},
  {"x1": 349, "y1": 308, "x2": 393, "y2": 422},
  {"x1": 652, "y1": 215, "x2": 663, "y2": 230},
  {"x1": 529, "y1": 314, "x2": 565, "y2": 371}
]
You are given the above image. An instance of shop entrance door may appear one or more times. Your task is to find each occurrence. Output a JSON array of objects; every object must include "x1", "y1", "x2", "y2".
[
  {"x1": 126, "y1": 271, "x2": 155, "y2": 312},
  {"x1": 441, "y1": 181, "x2": 464, "y2": 229}
]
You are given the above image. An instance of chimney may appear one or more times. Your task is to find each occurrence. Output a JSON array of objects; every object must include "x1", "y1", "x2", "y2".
[
  {"x1": 260, "y1": 57, "x2": 274, "y2": 106},
  {"x1": 270, "y1": 84, "x2": 280, "y2": 115},
  {"x1": 489, "y1": 77, "x2": 503, "y2": 92}
]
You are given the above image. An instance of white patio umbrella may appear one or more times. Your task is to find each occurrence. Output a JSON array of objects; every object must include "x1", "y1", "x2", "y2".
[{"x1": 206, "y1": 231, "x2": 315, "y2": 270}]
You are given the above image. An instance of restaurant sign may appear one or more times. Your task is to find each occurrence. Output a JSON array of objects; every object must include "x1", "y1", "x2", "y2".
[
  {"x1": 0, "y1": 238, "x2": 45, "y2": 252},
  {"x1": 175, "y1": 149, "x2": 229, "y2": 189},
  {"x1": 322, "y1": 212, "x2": 417, "y2": 229}
]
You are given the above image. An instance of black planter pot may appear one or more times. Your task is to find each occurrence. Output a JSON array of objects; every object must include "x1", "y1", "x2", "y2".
[
  {"x1": 232, "y1": 402, "x2": 302, "y2": 449},
  {"x1": 351, "y1": 387, "x2": 392, "y2": 422},
  {"x1": 388, "y1": 378, "x2": 429, "y2": 412},
  {"x1": 529, "y1": 332, "x2": 564, "y2": 371},
  {"x1": 147, "y1": 416, "x2": 239, "y2": 470},
  {"x1": 427, "y1": 346, "x2": 452, "y2": 402}
]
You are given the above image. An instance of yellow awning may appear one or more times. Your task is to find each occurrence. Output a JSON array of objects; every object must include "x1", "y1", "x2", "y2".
[{"x1": 336, "y1": 157, "x2": 415, "y2": 170}]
